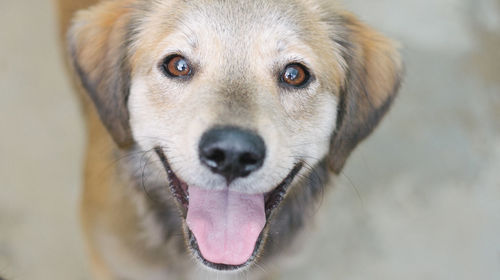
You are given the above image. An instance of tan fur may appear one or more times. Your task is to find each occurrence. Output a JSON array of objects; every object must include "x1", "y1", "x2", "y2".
[
  {"x1": 328, "y1": 12, "x2": 403, "y2": 172},
  {"x1": 57, "y1": 0, "x2": 402, "y2": 279},
  {"x1": 68, "y1": 0, "x2": 136, "y2": 147},
  {"x1": 343, "y1": 12, "x2": 402, "y2": 107},
  {"x1": 55, "y1": 1, "x2": 128, "y2": 277}
]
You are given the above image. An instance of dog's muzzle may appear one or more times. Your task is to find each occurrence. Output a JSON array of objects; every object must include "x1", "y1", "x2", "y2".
[{"x1": 154, "y1": 126, "x2": 302, "y2": 270}]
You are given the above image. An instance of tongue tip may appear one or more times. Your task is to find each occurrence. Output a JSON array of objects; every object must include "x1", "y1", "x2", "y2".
[
  {"x1": 198, "y1": 249, "x2": 252, "y2": 266},
  {"x1": 193, "y1": 226, "x2": 261, "y2": 266}
]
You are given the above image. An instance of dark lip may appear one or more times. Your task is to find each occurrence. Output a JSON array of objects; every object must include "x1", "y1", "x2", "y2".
[
  {"x1": 154, "y1": 146, "x2": 303, "y2": 270},
  {"x1": 155, "y1": 147, "x2": 189, "y2": 210},
  {"x1": 264, "y1": 163, "x2": 303, "y2": 218}
]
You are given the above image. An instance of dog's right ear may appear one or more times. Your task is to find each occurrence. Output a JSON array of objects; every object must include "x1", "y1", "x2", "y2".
[{"x1": 68, "y1": 1, "x2": 134, "y2": 148}]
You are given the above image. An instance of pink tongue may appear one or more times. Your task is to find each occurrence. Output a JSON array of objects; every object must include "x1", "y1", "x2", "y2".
[{"x1": 186, "y1": 186, "x2": 265, "y2": 266}]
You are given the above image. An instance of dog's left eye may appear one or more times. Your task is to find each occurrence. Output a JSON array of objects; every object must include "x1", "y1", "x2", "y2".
[
  {"x1": 162, "y1": 55, "x2": 192, "y2": 78},
  {"x1": 281, "y1": 64, "x2": 310, "y2": 87}
]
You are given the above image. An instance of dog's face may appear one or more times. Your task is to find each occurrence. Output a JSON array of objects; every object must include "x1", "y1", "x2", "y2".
[
  {"x1": 69, "y1": 0, "x2": 402, "y2": 272},
  {"x1": 129, "y1": 0, "x2": 341, "y2": 196}
]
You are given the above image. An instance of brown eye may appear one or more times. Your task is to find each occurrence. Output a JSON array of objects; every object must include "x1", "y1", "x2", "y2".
[
  {"x1": 281, "y1": 64, "x2": 310, "y2": 87},
  {"x1": 162, "y1": 55, "x2": 192, "y2": 77}
]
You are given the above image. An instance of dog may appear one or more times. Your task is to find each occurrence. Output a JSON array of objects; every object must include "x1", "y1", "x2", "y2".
[{"x1": 56, "y1": 0, "x2": 402, "y2": 279}]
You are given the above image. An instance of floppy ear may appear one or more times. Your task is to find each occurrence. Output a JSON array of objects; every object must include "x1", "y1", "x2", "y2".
[
  {"x1": 329, "y1": 13, "x2": 403, "y2": 174},
  {"x1": 68, "y1": 1, "x2": 134, "y2": 148}
]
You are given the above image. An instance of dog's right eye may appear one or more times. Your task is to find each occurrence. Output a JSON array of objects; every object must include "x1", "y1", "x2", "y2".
[{"x1": 161, "y1": 55, "x2": 192, "y2": 78}]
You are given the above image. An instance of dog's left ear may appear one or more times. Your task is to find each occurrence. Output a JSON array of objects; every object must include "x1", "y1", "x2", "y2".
[
  {"x1": 329, "y1": 13, "x2": 403, "y2": 173},
  {"x1": 67, "y1": 1, "x2": 135, "y2": 148}
]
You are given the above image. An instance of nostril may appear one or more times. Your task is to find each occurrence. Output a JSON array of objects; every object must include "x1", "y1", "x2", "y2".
[
  {"x1": 203, "y1": 148, "x2": 226, "y2": 168},
  {"x1": 239, "y1": 152, "x2": 260, "y2": 166}
]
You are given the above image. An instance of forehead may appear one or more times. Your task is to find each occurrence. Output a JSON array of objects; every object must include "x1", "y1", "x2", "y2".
[
  {"x1": 136, "y1": 0, "x2": 316, "y2": 50},
  {"x1": 182, "y1": 1, "x2": 305, "y2": 44},
  {"x1": 131, "y1": 0, "x2": 344, "y2": 85}
]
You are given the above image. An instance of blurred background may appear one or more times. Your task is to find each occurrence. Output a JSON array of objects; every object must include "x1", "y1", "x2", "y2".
[{"x1": 0, "y1": 0, "x2": 499, "y2": 279}]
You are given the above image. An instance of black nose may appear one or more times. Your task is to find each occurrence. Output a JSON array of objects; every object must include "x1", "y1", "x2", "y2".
[{"x1": 199, "y1": 126, "x2": 266, "y2": 184}]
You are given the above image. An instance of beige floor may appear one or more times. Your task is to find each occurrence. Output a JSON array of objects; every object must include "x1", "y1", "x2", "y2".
[{"x1": 0, "y1": 0, "x2": 499, "y2": 279}]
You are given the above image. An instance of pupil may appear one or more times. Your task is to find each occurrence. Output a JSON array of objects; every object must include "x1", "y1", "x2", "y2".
[
  {"x1": 286, "y1": 67, "x2": 299, "y2": 80},
  {"x1": 176, "y1": 59, "x2": 188, "y2": 72}
]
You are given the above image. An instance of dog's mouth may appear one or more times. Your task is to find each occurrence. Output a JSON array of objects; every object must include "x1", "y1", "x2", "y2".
[{"x1": 154, "y1": 147, "x2": 302, "y2": 271}]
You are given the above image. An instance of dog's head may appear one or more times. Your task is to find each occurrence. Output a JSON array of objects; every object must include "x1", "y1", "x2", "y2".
[{"x1": 69, "y1": 0, "x2": 402, "y2": 271}]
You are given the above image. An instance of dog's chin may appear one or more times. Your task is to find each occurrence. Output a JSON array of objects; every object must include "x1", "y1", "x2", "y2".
[{"x1": 154, "y1": 147, "x2": 302, "y2": 271}]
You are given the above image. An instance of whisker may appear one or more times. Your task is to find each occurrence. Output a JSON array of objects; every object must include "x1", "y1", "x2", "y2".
[
  {"x1": 140, "y1": 150, "x2": 161, "y2": 203},
  {"x1": 285, "y1": 138, "x2": 331, "y2": 149},
  {"x1": 301, "y1": 160, "x2": 327, "y2": 215},
  {"x1": 254, "y1": 262, "x2": 268, "y2": 274},
  {"x1": 339, "y1": 171, "x2": 365, "y2": 208},
  {"x1": 93, "y1": 148, "x2": 152, "y2": 178}
]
